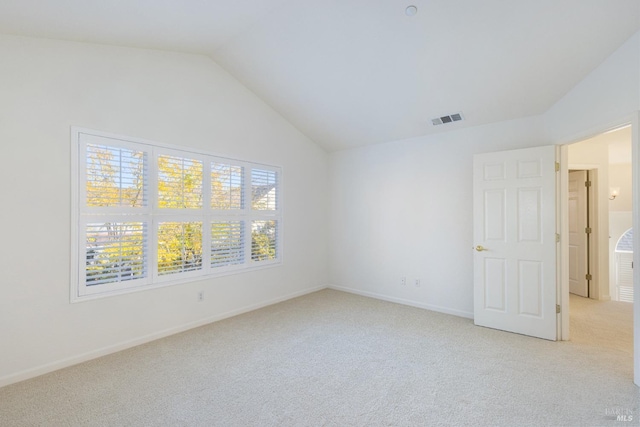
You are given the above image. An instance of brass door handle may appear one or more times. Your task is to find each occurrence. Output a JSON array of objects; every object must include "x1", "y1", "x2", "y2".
[{"x1": 475, "y1": 245, "x2": 488, "y2": 252}]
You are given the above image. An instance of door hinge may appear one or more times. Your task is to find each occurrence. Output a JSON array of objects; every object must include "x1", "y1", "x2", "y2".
[
  {"x1": 556, "y1": 304, "x2": 561, "y2": 314},
  {"x1": 555, "y1": 233, "x2": 560, "y2": 243},
  {"x1": 555, "y1": 162, "x2": 560, "y2": 172},
  {"x1": 585, "y1": 227, "x2": 592, "y2": 234},
  {"x1": 585, "y1": 180, "x2": 592, "y2": 187},
  {"x1": 586, "y1": 273, "x2": 592, "y2": 280}
]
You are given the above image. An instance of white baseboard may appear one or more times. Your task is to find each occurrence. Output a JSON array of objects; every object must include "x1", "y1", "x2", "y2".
[
  {"x1": 0, "y1": 285, "x2": 328, "y2": 389},
  {"x1": 1, "y1": 284, "x2": 473, "y2": 388},
  {"x1": 328, "y1": 284, "x2": 474, "y2": 319}
]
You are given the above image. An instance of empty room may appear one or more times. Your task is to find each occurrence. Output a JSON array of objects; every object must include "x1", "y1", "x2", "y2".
[{"x1": 1, "y1": 1, "x2": 639, "y2": 426}]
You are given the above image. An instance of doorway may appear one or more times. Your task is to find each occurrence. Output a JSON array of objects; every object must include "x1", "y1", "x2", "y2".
[
  {"x1": 561, "y1": 123, "x2": 634, "y2": 340},
  {"x1": 566, "y1": 125, "x2": 633, "y2": 303},
  {"x1": 566, "y1": 137, "x2": 612, "y2": 302},
  {"x1": 559, "y1": 115, "x2": 639, "y2": 385}
]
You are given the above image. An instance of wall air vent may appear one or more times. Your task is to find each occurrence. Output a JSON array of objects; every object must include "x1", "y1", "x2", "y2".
[{"x1": 431, "y1": 112, "x2": 464, "y2": 126}]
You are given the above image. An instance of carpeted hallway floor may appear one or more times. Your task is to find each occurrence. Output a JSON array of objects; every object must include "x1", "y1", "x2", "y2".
[{"x1": 0, "y1": 289, "x2": 637, "y2": 426}]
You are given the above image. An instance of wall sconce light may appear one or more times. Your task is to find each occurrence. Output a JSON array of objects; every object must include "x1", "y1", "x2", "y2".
[{"x1": 610, "y1": 187, "x2": 620, "y2": 200}]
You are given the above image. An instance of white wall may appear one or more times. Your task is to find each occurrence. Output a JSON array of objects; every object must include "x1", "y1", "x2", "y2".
[
  {"x1": 544, "y1": 32, "x2": 640, "y2": 143},
  {"x1": 0, "y1": 35, "x2": 329, "y2": 386},
  {"x1": 543, "y1": 28, "x2": 638, "y2": 344},
  {"x1": 328, "y1": 30, "x2": 640, "y2": 325},
  {"x1": 543, "y1": 30, "x2": 639, "y2": 380},
  {"x1": 327, "y1": 27, "x2": 639, "y2": 378},
  {"x1": 610, "y1": 163, "x2": 633, "y2": 212},
  {"x1": 329, "y1": 116, "x2": 547, "y2": 317}
]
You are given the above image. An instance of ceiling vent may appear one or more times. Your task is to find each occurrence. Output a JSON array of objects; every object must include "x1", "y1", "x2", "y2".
[{"x1": 432, "y1": 112, "x2": 464, "y2": 126}]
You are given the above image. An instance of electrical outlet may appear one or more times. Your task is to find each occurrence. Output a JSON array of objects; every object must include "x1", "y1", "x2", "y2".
[
  {"x1": 400, "y1": 276, "x2": 406, "y2": 286},
  {"x1": 414, "y1": 279, "x2": 421, "y2": 287},
  {"x1": 198, "y1": 291, "x2": 204, "y2": 302}
]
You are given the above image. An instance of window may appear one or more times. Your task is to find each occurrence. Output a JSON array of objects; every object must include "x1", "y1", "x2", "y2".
[
  {"x1": 615, "y1": 228, "x2": 634, "y2": 303},
  {"x1": 615, "y1": 228, "x2": 634, "y2": 253},
  {"x1": 72, "y1": 128, "x2": 281, "y2": 300}
]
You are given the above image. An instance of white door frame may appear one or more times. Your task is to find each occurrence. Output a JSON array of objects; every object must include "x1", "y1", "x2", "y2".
[
  {"x1": 633, "y1": 112, "x2": 640, "y2": 387},
  {"x1": 557, "y1": 111, "x2": 639, "y2": 386}
]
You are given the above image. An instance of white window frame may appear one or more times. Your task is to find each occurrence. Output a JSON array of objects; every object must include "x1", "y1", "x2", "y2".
[{"x1": 71, "y1": 127, "x2": 283, "y2": 302}]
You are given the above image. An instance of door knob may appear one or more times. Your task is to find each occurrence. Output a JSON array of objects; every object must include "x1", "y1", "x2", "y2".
[{"x1": 475, "y1": 245, "x2": 488, "y2": 252}]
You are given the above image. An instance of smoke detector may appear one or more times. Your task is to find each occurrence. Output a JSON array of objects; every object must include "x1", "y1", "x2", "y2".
[{"x1": 431, "y1": 112, "x2": 464, "y2": 126}]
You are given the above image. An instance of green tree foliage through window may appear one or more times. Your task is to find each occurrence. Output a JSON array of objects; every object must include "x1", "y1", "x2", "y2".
[
  {"x1": 86, "y1": 144, "x2": 146, "y2": 207},
  {"x1": 252, "y1": 220, "x2": 277, "y2": 261},
  {"x1": 76, "y1": 129, "x2": 281, "y2": 299},
  {"x1": 86, "y1": 222, "x2": 146, "y2": 285},
  {"x1": 158, "y1": 155, "x2": 202, "y2": 209},
  {"x1": 157, "y1": 222, "x2": 203, "y2": 275}
]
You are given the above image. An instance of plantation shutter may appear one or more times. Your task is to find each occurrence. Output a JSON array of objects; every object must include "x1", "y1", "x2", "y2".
[
  {"x1": 157, "y1": 154, "x2": 203, "y2": 209},
  {"x1": 251, "y1": 169, "x2": 278, "y2": 210},
  {"x1": 84, "y1": 222, "x2": 148, "y2": 285},
  {"x1": 85, "y1": 143, "x2": 148, "y2": 208},
  {"x1": 157, "y1": 221, "x2": 203, "y2": 275},
  {"x1": 251, "y1": 220, "x2": 278, "y2": 262},
  {"x1": 211, "y1": 221, "x2": 245, "y2": 267},
  {"x1": 79, "y1": 136, "x2": 152, "y2": 296},
  {"x1": 74, "y1": 128, "x2": 282, "y2": 300},
  {"x1": 615, "y1": 228, "x2": 634, "y2": 303},
  {"x1": 212, "y1": 162, "x2": 244, "y2": 210}
]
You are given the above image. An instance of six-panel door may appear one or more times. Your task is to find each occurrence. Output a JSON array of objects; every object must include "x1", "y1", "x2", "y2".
[{"x1": 473, "y1": 146, "x2": 557, "y2": 341}]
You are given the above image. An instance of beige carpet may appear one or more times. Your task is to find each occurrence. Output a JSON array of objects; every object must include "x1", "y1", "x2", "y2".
[{"x1": 0, "y1": 290, "x2": 637, "y2": 426}]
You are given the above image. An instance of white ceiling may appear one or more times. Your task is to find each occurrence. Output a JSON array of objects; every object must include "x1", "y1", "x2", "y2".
[{"x1": 0, "y1": 1, "x2": 639, "y2": 151}]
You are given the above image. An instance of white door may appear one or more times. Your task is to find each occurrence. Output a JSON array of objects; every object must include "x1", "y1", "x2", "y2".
[
  {"x1": 568, "y1": 170, "x2": 589, "y2": 297},
  {"x1": 473, "y1": 146, "x2": 558, "y2": 341}
]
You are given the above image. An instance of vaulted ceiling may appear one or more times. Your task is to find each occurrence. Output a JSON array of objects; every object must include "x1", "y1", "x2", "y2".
[{"x1": 0, "y1": 0, "x2": 639, "y2": 151}]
